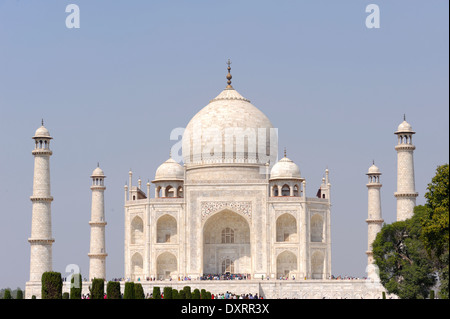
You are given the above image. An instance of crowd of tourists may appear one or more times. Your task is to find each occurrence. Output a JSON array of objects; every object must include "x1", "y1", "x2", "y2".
[{"x1": 200, "y1": 273, "x2": 251, "y2": 280}]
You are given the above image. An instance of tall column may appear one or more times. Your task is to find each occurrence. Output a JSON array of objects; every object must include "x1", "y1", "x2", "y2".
[
  {"x1": 88, "y1": 165, "x2": 107, "y2": 280},
  {"x1": 366, "y1": 163, "x2": 384, "y2": 274},
  {"x1": 28, "y1": 123, "x2": 55, "y2": 283},
  {"x1": 394, "y1": 117, "x2": 418, "y2": 221}
]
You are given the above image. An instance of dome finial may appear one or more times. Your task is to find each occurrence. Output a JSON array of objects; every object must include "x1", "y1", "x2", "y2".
[
  {"x1": 226, "y1": 59, "x2": 233, "y2": 89},
  {"x1": 404, "y1": 113, "x2": 406, "y2": 121},
  {"x1": 284, "y1": 147, "x2": 287, "y2": 158},
  {"x1": 41, "y1": 118, "x2": 44, "y2": 126}
]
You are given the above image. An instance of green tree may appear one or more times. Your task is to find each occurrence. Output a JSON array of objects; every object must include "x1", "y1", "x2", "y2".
[
  {"x1": 372, "y1": 207, "x2": 436, "y2": 299},
  {"x1": 171, "y1": 289, "x2": 179, "y2": 299},
  {"x1": 89, "y1": 278, "x2": 104, "y2": 299},
  {"x1": 124, "y1": 282, "x2": 135, "y2": 299},
  {"x1": 200, "y1": 289, "x2": 207, "y2": 299},
  {"x1": 106, "y1": 281, "x2": 121, "y2": 299},
  {"x1": 192, "y1": 288, "x2": 200, "y2": 299},
  {"x1": 70, "y1": 273, "x2": 82, "y2": 299},
  {"x1": 152, "y1": 286, "x2": 161, "y2": 299},
  {"x1": 41, "y1": 272, "x2": 62, "y2": 299},
  {"x1": 3, "y1": 289, "x2": 12, "y2": 299},
  {"x1": 134, "y1": 283, "x2": 145, "y2": 299},
  {"x1": 15, "y1": 288, "x2": 23, "y2": 300},
  {"x1": 183, "y1": 286, "x2": 192, "y2": 299},
  {"x1": 163, "y1": 287, "x2": 172, "y2": 299},
  {"x1": 421, "y1": 164, "x2": 449, "y2": 299}
]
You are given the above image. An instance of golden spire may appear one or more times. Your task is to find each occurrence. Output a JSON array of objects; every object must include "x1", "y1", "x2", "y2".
[{"x1": 226, "y1": 59, "x2": 233, "y2": 89}]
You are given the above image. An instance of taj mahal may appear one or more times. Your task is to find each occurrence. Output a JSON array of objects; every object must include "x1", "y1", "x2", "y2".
[{"x1": 24, "y1": 63, "x2": 418, "y2": 299}]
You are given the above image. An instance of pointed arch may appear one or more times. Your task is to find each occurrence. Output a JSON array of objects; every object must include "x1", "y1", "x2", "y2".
[{"x1": 131, "y1": 216, "x2": 144, "y2": 245}]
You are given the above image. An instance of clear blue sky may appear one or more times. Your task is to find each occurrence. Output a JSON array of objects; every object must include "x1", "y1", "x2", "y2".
[{"x1": 0, "y1": 0, "x2": 448, "y2": 289}]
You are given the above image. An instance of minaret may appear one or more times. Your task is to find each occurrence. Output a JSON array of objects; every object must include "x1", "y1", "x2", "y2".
[
  {"x1": 366, "y1": 162, "x2": 384, "y2": 273},
  {"x1": 28, "y1": 121, "x2": 55, "y2": 285},
  {"x1": 88, "y1": 164, "x2": 107, "y2": 280},
  {"x1": 394, "y1": 116, "x2": 418, "y2": 221}
]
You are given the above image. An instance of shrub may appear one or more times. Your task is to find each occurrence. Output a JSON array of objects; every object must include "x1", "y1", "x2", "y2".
[
  {"x1": 90, "y1": 278, "x2": 104, "y2": 299},
  {"x1": 16, "y1": 288, "x2": 23, "y2": 300},
  {"x1": 152, "y1": 286, "x2": 161, "y2": 299},
  {"x1": 183, "y1": 286, "x2": 192, "y2": 299},
  {"x1": 106, "y1": 281, "x2": 121, "y2": 299},
  {"x1": 124, "y1": 282, "x2": 135, "y2": 299},
  {"x1": 135, "y1": 283, "x2": 145, "y2": 299},
  {"x1": 42, "y1": 272, "x2": 62, "y2": 299},
  {"x1": 192, "y1": 289, "x2": 200, "y2": 299},
  {"x1": 206, "y1": 291, "x2": 211, "y2": 299},
  {"x1": 171, "y1": 289, "x2": 179, "y2": 299},
  {"x1": 200, "y1": 289, "x2": 207, "y2": 300},
  {"x1": 31, "y1": 295, "x2": 36, "y2": 299},
  {"x1": 163, "y1": 287, "x2": 172, "y2": 299},
  {"x1": 3, "y1": 289, "x2": 12, "y2": 299},
  {"x1": 62, "y1": 292, "x2": 69, "y2": 299},
  {"x1": 179, "y1": 290, "x2": 186, "y2": 299},
  {"x1": 70, "y1": 273, "x2": 82, "y2": 299}
]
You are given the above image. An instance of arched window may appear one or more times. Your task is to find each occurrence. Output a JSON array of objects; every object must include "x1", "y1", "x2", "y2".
[
  {"x1": 293, "y1": 185, "x2": 299, "y2": 196},
  {"x1": 281, "y1": 184, "x2": 290, "y2": 196},
  {"x1": 166, "y1": 185, "x2": 174, "y2": 197},
  {"x1": 276, "y1": 213, "x2": 297, "y2": 242},
  {"x1": 311, "y1": 214, "x2": 324, "y2": 242},
  {"x1": 273, "y1": 185, "x2": 279, "y2": 197},
  {"x1": 156, "y1": 186, "x2": 161, "y2": 198},
  {"x1": 221, "y1": 227, "x2": 234, "y2": 243},
  {"x1": 131, "y1": 216, "x2": 144, "y2": 245},
  {"x1": 222, "y1": 259, "x2": 234, "y2": 273},
  {"x1": 177, "y1": 186, "x2": 183, "y2": 198},
  {"x1": 157, "y1": 215, "x2": 177, "y2": 243}
]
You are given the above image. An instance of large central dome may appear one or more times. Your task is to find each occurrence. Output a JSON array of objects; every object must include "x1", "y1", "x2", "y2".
[{"x1": 182, "y1": 85, "x2": 277, "y2": 166}]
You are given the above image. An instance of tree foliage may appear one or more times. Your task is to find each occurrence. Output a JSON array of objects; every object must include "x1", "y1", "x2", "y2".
[
  {"x1": 106, "y1": 281, "x2": 121, "y2": 299},
  {"x1": 372, "y1": 207, "x2": 436, "y2": 298},
  {"x1": 41, "y1": 272, "x2": 62, "y2": 299},
  {"x1": 421, "y1": 164, "x2": 449, "y2": 299},
  {"x1": 134, "y1": 283, "x2": 145, "y2": 299},
  {"x1": 89, "y1": 278, "x2": 104, "y2": 299},
  {"x1": 124, "y1": 282, "x2": 135, "y2": 299},
  {"x1": 70, "y1": 273, "x2": 82, "y2": 299},
  {"x1": 373, "y1": 164, "x2": 449, "y2": 299}
]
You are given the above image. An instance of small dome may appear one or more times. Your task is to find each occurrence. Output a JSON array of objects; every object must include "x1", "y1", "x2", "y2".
[
  {"x1": 396, "y1": 120, "x2": 414, "y2": 133},
  {"x1": 154, "y1": 157, "x2": 184, "y2": 182},
  {"x1": 270, "y1": 156, "x2": 301, "y2": 179},
  {"x1": 34, "y1": 125, "x2": 52, "y2": 138},
  {"x1": 367, "y1": 164, "x2": 380, "y2": 175},
  {"x1": 92, "y1": 166, "x2": 105, "y2": 177}
]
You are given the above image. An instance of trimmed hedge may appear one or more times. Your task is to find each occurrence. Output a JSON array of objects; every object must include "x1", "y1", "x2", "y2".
[
  {"x1": 152, "y1": 286, "x2": 161, "y2": 299},
  {"x1": 183, "y1": 286, "x2": 192, "y2": 299},
  {"x1": 3, "y1": 289, "x2": 12, "y2": 299},
  {"x1": 70, "y1": 273, "x2": 82, "y2": 299},
  {"x1": 90, "y1": 278, "x2": 104, "y2": 299},
  {"x1": 135, "y1": 283, "x2": 145, "y2": 299},
  {"x1": 124, "y1": 282, "x2": 135, "y2": 299},
  {"x1": 16, "y1": 288, "x2": 23, "y2": 300},
  {"x1": 171, "y1": 289, "x2": 179, "y2": 299},
  {"x1": 163, "y1": 287, "x2": 172, "y2": 299},
  {"x1": 106, "y1": 281, "x2": 121, "y2": 299},
  {"x1": 42, "y1": 272, "x2": 62, "y2": 299},
  {"x1": 200, "y1": 289, "x2": 207, "y2": 300},
  {"x1": 192, "y1": 288, "x2": 200, "y2": 299}
]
